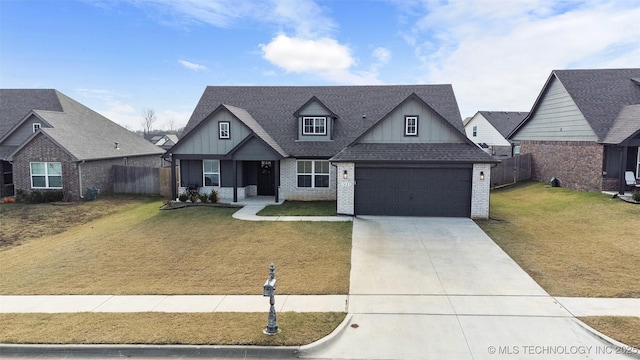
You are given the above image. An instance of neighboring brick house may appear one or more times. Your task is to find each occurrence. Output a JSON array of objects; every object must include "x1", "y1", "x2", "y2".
[
  {"x1": 167, "y1": 86, "x2": 497, "y2": 218},
  {"x1": 509, "y1": 69, "x2": 640, "y2": 194},
  {"x1": 0, "y1": 89, "x2": 164, "y2": 200},
  {"x1": 464, "y1": 111, "x2": 528, "y2": 157}
]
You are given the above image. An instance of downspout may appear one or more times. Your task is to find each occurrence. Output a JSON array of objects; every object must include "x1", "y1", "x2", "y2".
[
  {"x1": 78, "y1": 160, "x2": 85, "y2": 199},
  {"x1": 619, "y1": 145, "x2": 628, "y2": 195}
]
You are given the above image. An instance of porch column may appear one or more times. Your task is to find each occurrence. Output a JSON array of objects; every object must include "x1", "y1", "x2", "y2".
[
  {"x1": 274, "y1": 160, "x2": 280, "y2": 203},
  {"x1": 233, "y1": 160, "x2": 238, "y2": 203},
  {"x1": 170, "y1": 155, "x2": 177, "y2": 200},
  {"x1": 619, "y1": 145, "x2": 628, "y2": 195}
]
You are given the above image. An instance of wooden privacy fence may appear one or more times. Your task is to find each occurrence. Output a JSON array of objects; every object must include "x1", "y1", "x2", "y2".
[
  {"x1": 490, "y1": 154, "x2": 532, "y2": 187},
  {"x1": 112, "y1": 165, "x2": 172, "y2": 197}
]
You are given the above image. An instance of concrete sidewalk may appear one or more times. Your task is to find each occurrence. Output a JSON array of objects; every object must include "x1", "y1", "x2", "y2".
[{"x1": 0, "y1": 294, "x2": 347, "y2": 313}]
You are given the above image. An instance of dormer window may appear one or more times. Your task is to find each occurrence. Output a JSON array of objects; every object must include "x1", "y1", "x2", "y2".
[
  {"x1": 405, "y1": 116, "x2": 418, "y2": 136},
  {"x1": 33, "y1": 123, "x2": 41, "y2": 133},
  {"x1": 219, "y1": 121, "x2": 230, "y2": 139},
  {"x1": 302, "y1": 117, "x2": 327, "y2": 135}
]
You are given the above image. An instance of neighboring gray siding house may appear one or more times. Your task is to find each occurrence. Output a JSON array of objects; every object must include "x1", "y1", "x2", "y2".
[
  {"x1": 509, "y1": 69, "x2": 640, "y2": 193},
  {"x1": 167, "y1": 85, "x2": 497, "y2": 218},
  {"x1": 464, "y1": 111, "x2": 528, "y2": 157},
  {"x1": 0, "y1": 89, "x2": 165, "y2": 200}
]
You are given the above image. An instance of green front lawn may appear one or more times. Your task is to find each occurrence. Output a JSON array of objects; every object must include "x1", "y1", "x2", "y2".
[{"x1": 257, "y1": 200, "x2": 337, "y2": 216}]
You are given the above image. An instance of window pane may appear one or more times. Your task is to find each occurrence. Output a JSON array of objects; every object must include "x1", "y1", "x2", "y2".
[
  {"x1": 49, "y1": 176, "x2": 62, "y2": 188},
  {"x1": 31, "y1": 162, "x2": 45, "y2": 175},
  {"x1": 32, "y1": 176, "x2": 46, "y2": 187},
  {"x1": 204, "y1": 160, "x2": 219, "y2": 173},
  {"x1": 297, "y1": 161, "x2": 311, "y2": 174},
  {"x1": 48, "y1": 163, "x2": 62, "y2": 175},
  {"x1": 298, "y1": 175, "x2": 312, "y2": 187},
  {"x1": 315, "y1": 161, "x2": 329, "y2": 173},
  {"x1": 204, "y1": 174, "x2": 219, "y2": 186},
  {"x1": 315, "y1": 174, "x2": 329, "y2": 188}
]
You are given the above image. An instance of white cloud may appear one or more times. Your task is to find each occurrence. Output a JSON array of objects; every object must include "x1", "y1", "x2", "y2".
[
  {"x1": 260, "y1": 35, "x2": 353, "y2": 73},
  {"x1": 401, "y1": 0, "x2": 640, "y2": 116},
  {"x1": 178, "y1": 59, "x2": 207, "y2": 71}
]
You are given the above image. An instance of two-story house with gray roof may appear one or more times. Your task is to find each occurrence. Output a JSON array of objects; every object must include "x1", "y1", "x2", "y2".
[
  {"x1": 0, "y1": 89, "x2": 165, "y2": 200},
  {"x1": 167, "y1": 85, "x2": 497, "y2": 218},
  {"x1": 464, "y1": 111, "x2": 528, "y2": 157},
  {"x1": 509, "y1": 69, "x2": 640, "y2": 194}
]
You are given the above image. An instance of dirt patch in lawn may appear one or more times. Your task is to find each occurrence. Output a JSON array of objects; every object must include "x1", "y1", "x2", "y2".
[{"x1": 0, "y1": 196, "x2": 152, "y2": 249}]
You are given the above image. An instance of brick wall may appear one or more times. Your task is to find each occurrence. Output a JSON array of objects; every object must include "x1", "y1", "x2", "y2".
[
  {"x1": 12, "y1": 133, "x2": 78, "y2": 199},
  {"x1": 278, "y1": 158, "x2": 336, "y2": 201},
  {"x1": 12, "y1": 133, "x2": 162, "y2": 200},
  {"x1": 521, "y1": 140, "x2": 603, "y2": 191},
  {"x1": 471, "y1": 163, "x2": 491, "y2": 219},
  {"x1": 336, "y1": 162, "x2": 355, "y2": 215}
]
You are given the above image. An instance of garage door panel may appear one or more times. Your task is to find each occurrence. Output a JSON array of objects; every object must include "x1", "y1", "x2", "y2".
[{"x1": 354, "y1": 167, "x2": 471, "y2": 217}]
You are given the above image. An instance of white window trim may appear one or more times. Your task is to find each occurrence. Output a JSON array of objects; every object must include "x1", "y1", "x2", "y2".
[
  {"x1": 33, "y1": 123, "x2": 41, "y2": 133},
  {"x1": 472, "y1": 125, "x2": 478, "y2": 137},
  {"x1": 302, "y1": 117, "x2": 327, "y2": 135},
  {"x1": 296, "y1": 160, "x2": 330, "y2": 188},
  {"x1": 203, "y1": 159, "x2": 221, "y2": 187},
  {"x1": 219, "y1": 122, "x2": 230, "y2": 139},
  {"x1": 405, "y1": 116, "x2": 418, "y2": 136},
  {"x1": 30, "y1": 161, "x2": 62, "y2": 189}
]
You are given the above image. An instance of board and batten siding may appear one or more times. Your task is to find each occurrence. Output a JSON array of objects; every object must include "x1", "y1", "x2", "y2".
[
  {"x1": 297, "y1": 100, "x2": 333, "y2": 141},
  {"x1": 512, "y1": 76, "x2": 597, "y2": 141},
  {"x1": 359, "y1": 98, "x2": 466, "y2": 143},
  {"x1": 464, "y1": 114, "x2": 510, "y2": 146},
  {"x1": 172, "y1": 110, "x2": 251, "y2": 155}
]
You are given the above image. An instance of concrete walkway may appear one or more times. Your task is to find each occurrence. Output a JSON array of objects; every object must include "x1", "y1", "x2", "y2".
[{"x1": 226, "y1": 197, "x2": 353, "y2": 222}]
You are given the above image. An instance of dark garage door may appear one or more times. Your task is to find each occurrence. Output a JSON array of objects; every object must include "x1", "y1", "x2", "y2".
[{"x1": 354, "y1": 166, "x2": 472, "y2": 217}]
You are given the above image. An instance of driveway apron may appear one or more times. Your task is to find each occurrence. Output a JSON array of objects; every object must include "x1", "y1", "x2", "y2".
[{"x1": 303, "y1": 217, "x2": 636, "y2": 360}]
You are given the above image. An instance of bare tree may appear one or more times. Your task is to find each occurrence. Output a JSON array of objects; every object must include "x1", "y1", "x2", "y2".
[
  {"x1": 141, "y1": 108, "x2": 156, "y2": 135},
  {"x1": 167, "y1": 118, "x2": 176, "y2": 132}
]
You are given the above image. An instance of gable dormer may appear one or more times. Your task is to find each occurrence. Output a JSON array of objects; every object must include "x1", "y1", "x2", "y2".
[{"x1": 294, "y1": 96, "x2": 336, "y2": 141}]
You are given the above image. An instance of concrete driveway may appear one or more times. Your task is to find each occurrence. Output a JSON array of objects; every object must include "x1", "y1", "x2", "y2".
[{"x1": 303, "y1": 217, "x2": 637, "y2": 360}]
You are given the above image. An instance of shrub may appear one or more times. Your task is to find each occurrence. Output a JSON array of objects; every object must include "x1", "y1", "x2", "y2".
[
  {"x1": 15, "y1": 189, "x2": 63, "y2": 203},
  {"x1": 200, "y1": 192, "x2": 209, "y2": 203},
  {"x1": 209, "y1": 190, "x2": 218, "y2": 203},
  {"x1": 633, "y1": 190, "x2": 640, "y2": 202},
  {"x1": 178, "y1": 194, "x2": 188, "y2": 202}
]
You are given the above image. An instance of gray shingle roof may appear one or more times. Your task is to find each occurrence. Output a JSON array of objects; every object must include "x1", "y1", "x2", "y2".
[
  {"x1": 602, "y1": 105, "x2": 640, "y2": 144},
  {"x1": 478, "y1": 111, "x2": 528, "y2": 138},
  {"x1": 0, "y1": 89, "x2": 62, "y2": 137},
  {"x1": 330, "y1": 143, "x2": 498, "y2": 163},
  {"x1": 1, "y1": 89, "x2": 164, "y2": 161},
  {"x1": 183, "y1": 85, "x2": 465, "y2": 157},
  {"x1": 553, "y1": 69, "x2": 640, "y2": 141},
  {"x1": 223, "y1": 104, "x2": 287, "y2": 157}
]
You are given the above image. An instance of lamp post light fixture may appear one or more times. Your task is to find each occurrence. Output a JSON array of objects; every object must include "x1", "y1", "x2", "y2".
[
  {"x1": 263, "y1": 263, "x2": 278, "y2": 335},
  {"x1": 343, "y1": 170, "x2": 348, "y2": 179},
  {"x1": 480, "y1": 171, "x2": 485, "y2": 181}
]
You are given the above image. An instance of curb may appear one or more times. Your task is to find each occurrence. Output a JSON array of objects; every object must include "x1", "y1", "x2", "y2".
[
  {"x1": 0, "y1": 343, "x2": 301, "y2": 358},
  {"x1": 298, "y1": 313, "x2": 353, "y2": 357},
  {"x1": 573, "y1": 318, "x2": 640, "y2": 358}
]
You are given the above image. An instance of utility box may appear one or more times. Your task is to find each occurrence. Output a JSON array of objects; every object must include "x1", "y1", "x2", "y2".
[{"x1": 550, "y1": 177, "x2": 559, "y2": 187}]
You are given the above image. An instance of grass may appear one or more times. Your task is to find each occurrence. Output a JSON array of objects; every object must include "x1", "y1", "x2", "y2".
[
  {"x1": 0, "y1": 198, "x2": 352, "y2": 295},
  {"x1": 0, "y1": 312, "x2": 346, "y2": 345},
  {"x1": 580, "y1": 317, "x2": 640, "y2": 349},
  {"x1": 476, "y1": 182, "x2": 640, "y2": 298},
  {"x1": 257, "y1": 201, "x2": 337, "y2": 216}
]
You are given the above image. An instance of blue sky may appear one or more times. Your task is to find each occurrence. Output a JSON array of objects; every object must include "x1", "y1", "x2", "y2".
[{"x1": 1, "y1": 0, "x2": 639, "y2": 131}]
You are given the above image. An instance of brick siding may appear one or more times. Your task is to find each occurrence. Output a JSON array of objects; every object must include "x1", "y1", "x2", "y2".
[
  {"x1": 12, "y1": 133, "x2": 161, "y2": 200},
  {"x1": 521, "y1": 140, "x2": 603, "y2": 191},
  {"x1": 278, "y1": 158, "x2": 337, "y2": 201},
  {"x1": 336, "y1": 162, "x2": 355, "y2": 215},
  {"x1": 471, "y1": 163, "x2": 491, "y2": 219}
]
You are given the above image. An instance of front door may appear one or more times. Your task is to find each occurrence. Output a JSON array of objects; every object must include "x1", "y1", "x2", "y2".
[{"x1": 257, "y1": 161, "x2": 275, "y2": 195}]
